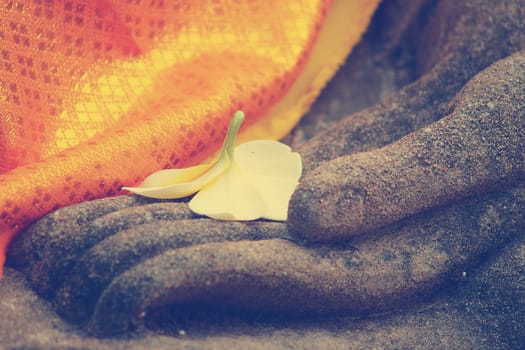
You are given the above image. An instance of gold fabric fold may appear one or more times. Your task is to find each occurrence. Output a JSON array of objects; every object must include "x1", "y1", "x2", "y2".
[{"x1": 0, "y1": 0, "x2": 379, "y2": 277}]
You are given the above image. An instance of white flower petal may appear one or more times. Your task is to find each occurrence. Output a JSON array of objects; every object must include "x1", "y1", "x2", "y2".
[
  {"x1": 123, "y1": 111, "x2": 302, "y2": 222},
  {"x1": 123, "y1": 182, "x2": 207, "y2": 199},
  {"x1": 138, "y1": 164, "x2": 212, "y2": 187},
  {"x1": 189, "y1": 163, "x2": 266, "y2": 220},
  {"x1": 245, "y1": 173, "x2": 299, "y2": 220},
  {"x1": 122, "y1": 111, "x2": 245, "y2": 200},
  {"x1": 123, "y1": 158, "x2": 229, "y2": 199},
  {"x1": 234, "y1": 140, "x2": 302, "y2": 181}
]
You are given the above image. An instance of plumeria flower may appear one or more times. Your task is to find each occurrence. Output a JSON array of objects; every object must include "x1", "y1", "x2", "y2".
[{"x1": 123, "y1": 111, "x2": 302, "y2": 221}]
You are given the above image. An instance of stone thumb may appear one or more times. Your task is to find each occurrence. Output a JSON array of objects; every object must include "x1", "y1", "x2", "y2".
[{"x1": 288, "y1": 53, "x2": 525, "y2": 242}]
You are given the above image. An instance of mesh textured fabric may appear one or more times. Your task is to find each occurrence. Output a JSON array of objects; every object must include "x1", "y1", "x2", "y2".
[{"x1": 0, "y1": 0, "x2": 378, "y2": 276}]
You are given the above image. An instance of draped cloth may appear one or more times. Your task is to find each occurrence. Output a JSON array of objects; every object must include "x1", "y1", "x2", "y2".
[{"x1": 0, "y1": 0, "x2": 379, "y2": 276}]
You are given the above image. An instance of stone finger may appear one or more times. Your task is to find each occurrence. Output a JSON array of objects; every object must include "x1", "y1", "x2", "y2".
[
  {"x1": 89, "y1": 183, "x2": 525, "y2": 337},
  {"x1": 7, "y1": 199, "x2": 193, "y2": 298},
  {"x1": 289, "y1": 53, "x2": 525, "y2": 241},
  {"x1": 56, "y1": 219, "x2": 288, "y2": 324}
]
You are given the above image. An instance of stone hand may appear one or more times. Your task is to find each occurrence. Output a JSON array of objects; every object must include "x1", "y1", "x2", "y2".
[
  {"x1": 287, "y1": 0, "x2": 524, "y2": 241},
  {"x1": 289, "y1": 53, "x2": 525, "y2": 241},
  {"x1": 7, "y1": 179, "x2": 524, "y2": 337},
  {"x1": 6, "y1": 0, "x2": 524, "y2": 341}
]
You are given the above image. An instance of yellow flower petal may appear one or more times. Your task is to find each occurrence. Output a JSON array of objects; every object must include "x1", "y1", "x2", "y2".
[
  {"x1": 123, "y1": 111, "x2": 302, "y2": 221},
  {"x1": 189, "y1": 162, "x2": 266, "y2": 220},
  {"x1": 190, "y1": 140, "x2": 302, "y2": 221},
  {"x1": 246, "y1": 174, "x2": 299, "y2": 221},
  {"x1": 122, "y1": 111, "x2": 244, "y2": 199},
  {"x1": 234, "y1": 140, "x2": 302, "y2": 181},
  {"x1": 122, "y1": 159, "x2": 228, "y2": 199},
  {"x1": 138, "y1": 164, "x2": 213, "y2": 187},
  {"x1": 233, "y1": 139, "x2": 302, "y2": 220}
]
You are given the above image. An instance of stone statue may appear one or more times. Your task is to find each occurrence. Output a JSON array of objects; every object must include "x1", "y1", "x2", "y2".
[{"x1": 2, "y1": 1, "x2": 524, "y2": 348}]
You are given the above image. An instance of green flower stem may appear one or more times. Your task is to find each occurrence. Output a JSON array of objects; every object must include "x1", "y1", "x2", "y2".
[{"x1": 219, "y1": 111, "x2": 245, "y2": 161}]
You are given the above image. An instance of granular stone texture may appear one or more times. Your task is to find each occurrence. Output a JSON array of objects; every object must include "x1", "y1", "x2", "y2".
[
  {"x1": 3, "y1": 0, "x2": 525, "y2": 348},
  {"x1": 86, "y1": 184, "x2": 524, "y2": 336},
  {"x1": 289, "y1": 53, "x2": 525, "y2": 241},
  {"x1": 8, "y1": 196, "x2": 194, "y2": 299},
  {"x1": 57, "y1": 220, "x2": 289, "y2": 325}
]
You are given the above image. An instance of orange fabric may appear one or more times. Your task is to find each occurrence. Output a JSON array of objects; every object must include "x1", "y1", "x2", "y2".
[{"x1": 0, "y1": 0, "x2": 377, "y2": 278}]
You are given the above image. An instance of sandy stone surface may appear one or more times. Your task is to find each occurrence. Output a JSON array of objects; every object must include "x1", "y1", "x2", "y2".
[
  {"x1": 290, "y1": 53, "x2": 525, "y2": 241},
  {"x1": 2, "y1": 0, "x2": 525, "y2": 349}
]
